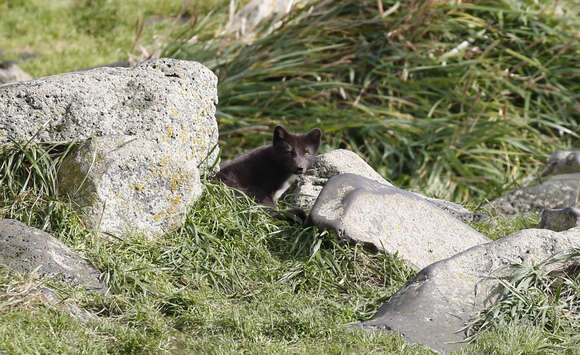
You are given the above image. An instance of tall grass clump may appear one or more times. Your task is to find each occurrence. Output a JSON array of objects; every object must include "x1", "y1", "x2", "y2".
[
  {"x1": 0, "y1": 141, "x2": 85, "y2": 239},
  {"x1": 165, "y1": 0, "x2": 579, "y2": 202},
  {"x1": 463, "y1": 249, "x2": 580, "y2": 352}
]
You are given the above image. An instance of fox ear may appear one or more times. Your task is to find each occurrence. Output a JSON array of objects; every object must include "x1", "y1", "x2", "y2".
[
  {"x1": 273, "y1": 125, "x2": 288, "y2": 145},
  {"x1": 307, "y1": 128, "x2": 322, "y2": 150}
]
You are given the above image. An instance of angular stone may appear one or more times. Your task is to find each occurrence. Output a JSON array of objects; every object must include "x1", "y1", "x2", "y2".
[
  {"x1": 0, "y1": 58, "x2": 219, "y2": 170},
  {"x1": 58, "y1": 135, "x2": 202, "y2": 238},
  {"x1": 287, "y1": 149, "x2": 488, "y2": 223},
  {"x1": 310, "y1": 174, "x2": 490, "y2": 269},
  {"x1": 541, "y1": 150, "x2": 580, "y2": 176},
  {"x1": 539, "y1": 207, "x2": 580, "y2": 232},
  {"x1": 361, "y1": 227, "x2": 580, "y2": 353},
  {"x1": 489, "y1": 173, "x2": 580, "y2": 215},
  {"x1": 0, "y1": 219, "x2": 104, "y2": 292}
]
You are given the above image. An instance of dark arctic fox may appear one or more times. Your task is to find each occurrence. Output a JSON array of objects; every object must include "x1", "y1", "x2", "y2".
[{"x1": 214, "y1": 125, "x2": 322, "y2": 208}]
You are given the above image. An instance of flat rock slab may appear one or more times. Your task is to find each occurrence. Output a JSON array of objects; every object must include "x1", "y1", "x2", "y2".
[
  {"x1": 58, "y1": 135, "x2": 202, "y2": 238},
  {"x1": 310, "y1": 173, "x2": 490, "y2": 270},
  {"x1": 0, "y1": 58, "x2": 219, "y2": 169},
  {"x1": 489, "y1": 173, "x2": 580, "y2": 215},
  {"x1": 541, "y1": 150, "x2": 580, "y2": 176},
  {"x1": 0, "y1": 219, "x2": 104, "y2": 292},
  {"x1": 361, "y1": 227, "x2": 580, "y2": 353}
]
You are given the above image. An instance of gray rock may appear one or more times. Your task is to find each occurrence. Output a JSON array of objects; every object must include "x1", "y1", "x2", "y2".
[
  {"x1": 0, "y1": 61, "x2": 32, "y2": 85},
  {"x1": 58, "y1": 135, "x2": 202, "y2": 238},
  {"x1": 288, "y1": 149, "x2": 488, "y2": 223},
  {"x1": 541, "y1": 150, "x2": 580, "y2": 176},
  {"x1": 310, "y1": 174, "x2": 490, "y2": 270},
  {"x1": 489, "y1": 173, "x2": 580, "y2": 215},
  {"x1": 225, "y1": 0, "x2": 307, "y2": 38},
  {"x1": 286, "y1": 149, "x2": 391, "y2": 211},
  {"x1": 0, "y1": 219, "x2": 104, "y2": 292},
  {"x1": 0, "y1": 58, "x2": 219, "y2": 170},
  {"x1": 35, "y1": 287, "x2": 95, "y2": 322},
  {"x1": 361, "y1": 227, "x2": 580, "y2": 353},
  {"x1": 539, "y1": 207, "x2": 580, "y2": 232}
]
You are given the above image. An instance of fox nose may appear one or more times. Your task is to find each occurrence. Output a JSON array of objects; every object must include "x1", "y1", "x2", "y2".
[{"x1": 296, "y1": 167, "x2": 304, "y2": 174}]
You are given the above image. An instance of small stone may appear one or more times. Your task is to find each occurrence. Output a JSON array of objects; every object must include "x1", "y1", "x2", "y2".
[
  {"x1": 541, "y1": 150, "x2": 580, "y2": 176},
  {"x1": 0, "y1": 219, "x2": 105, "y2": 292},
  {"x1": 539, "y1": 207, "x2": 580, "y2": 232}
]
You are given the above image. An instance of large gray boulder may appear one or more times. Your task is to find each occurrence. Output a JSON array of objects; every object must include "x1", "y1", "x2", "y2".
[
  {"x1": 0, "y1": 58, "x2": 219, "y2": 170},
  {"x1": 310, "y1": 174, "x2": 490, "y2": 270},
  {"x1": 289, "y1": 149, "x2": 488, "y2": 223},
  {"x1": 58, "y1": 135, "x2": 202, "y2": 238},
  {"x1": 0, "y1": 219, "x2": 104, "y2": 292},
  {"x1": 489, "y1": 173, "x2": 580, "y2": 215},
  {"x1": 361, "y1": 227, "x2": 580, "y2": 353}
]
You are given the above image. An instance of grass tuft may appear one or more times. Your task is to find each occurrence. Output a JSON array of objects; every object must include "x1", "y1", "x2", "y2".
[
  {"x1": 463, "y1": 249, "x2": 580, "y2": 351},
  {"x1": 166, "y1": 0, "x2": 580, "y2": 202}
]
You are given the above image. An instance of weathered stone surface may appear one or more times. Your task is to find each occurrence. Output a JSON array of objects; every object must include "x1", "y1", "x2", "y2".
[
  {"x1": 539, "y1": 207, "x2": 580, "y2": 232},
  {"x1": 288, "y1": 149, "x2": 488, "y2": 223},
  {"x1": 0, "y1": 58, "x2": 219, "y2": 170},
  {"x1": 541, "y1": 150, "x2": 580, "y2": 176},
  {"x1": 361, "y1": 227, "x2": 580, "y2": 353},
  {"x1": 310, "y1": 174, "x2": 490, "y2": 269},
  {"x1": 225, "y1": 0, "x2": 308, "y2": 38},
  {"x1": 0, "y1": 219, "x2": 104, "y2": 292},
  {"x1": 58, "y1": 135, "x2": 202, "y2": 238},
  {"x1": 287, "y1": 149, "x2": 391, "y2": 210},
  {"x1": 0, "y1": 61, "x2": 32, "y2": 85},
  {"x1": 489, "y1": 173, "x2": 580, "y2": 215}
]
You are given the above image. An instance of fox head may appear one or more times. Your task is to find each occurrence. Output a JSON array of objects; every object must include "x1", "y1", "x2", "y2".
[{"x1": 272, "y1": 125, "x2": 322, "y2": 174}]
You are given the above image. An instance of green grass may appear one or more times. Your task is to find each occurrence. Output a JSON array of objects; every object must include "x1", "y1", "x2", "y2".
[
  {"x1": 166, "y1": 0, "x2": 580, "y2": 202},
  {"x1": 0, "y1": 0, "x2": 229, "y2": 77},
  {"x1": 1, "y1": 142, "x2": 579, "y2": 354},
  {"x1": 1, "y1": 0, "x2": 580, "y2": 353}
]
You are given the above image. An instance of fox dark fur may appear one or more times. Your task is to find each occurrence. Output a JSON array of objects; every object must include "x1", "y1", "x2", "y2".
[{"x1": 214, "y1": 126, "x2": 322, "y2": 207}]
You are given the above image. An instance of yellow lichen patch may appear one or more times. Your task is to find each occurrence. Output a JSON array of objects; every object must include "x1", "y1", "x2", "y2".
[
  {"x1": 130, "y1": 182, "x2": 146, "y2": 192},
  {"x1": 169, "y1": 107, "x2": 180, "y2": 118}
]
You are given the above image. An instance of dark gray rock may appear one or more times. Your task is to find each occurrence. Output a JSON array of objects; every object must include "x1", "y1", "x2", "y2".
[
  {"x1": 539, "y1": 207, "x2": 580, "y2": 232},
  {"x1": 0, "y1": 219, "x2": 105, "y2": 292},
  {"x1": 361, "y1": 227, "x2": 580, "y2": 353},
  {"x1": 541, "y1": 150, "x2": 580, "y2": 176},
  {"x1": 310, "y1": 174, "x2": 490, "y2": 269},
  {"x1": 58, "y1": 135, "x2": 202, "y2": 238},
  {"x1": 489, "y1": 173, "x2": 580, "y2": 215},
  {"x1": 0, "y1": 58, "x2": 219, "y2": 171}
]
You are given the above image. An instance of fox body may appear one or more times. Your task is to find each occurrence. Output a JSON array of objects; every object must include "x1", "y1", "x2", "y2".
[{"x1": 215, "y1": 126, "x2": 322, "y2": 207}]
